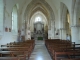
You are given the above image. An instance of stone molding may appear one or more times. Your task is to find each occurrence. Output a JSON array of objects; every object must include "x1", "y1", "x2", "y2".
[
  {"x1": 70, "y1": 25, "x2": 80, "y2": 27},
  {"x1": 59, "y1": 28, "x2": 66, "y2": 30}
]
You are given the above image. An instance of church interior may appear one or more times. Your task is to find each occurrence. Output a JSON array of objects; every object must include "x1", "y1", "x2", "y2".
[{"x1": 0, "y1": 0, "x2": 80, "y2": 60}]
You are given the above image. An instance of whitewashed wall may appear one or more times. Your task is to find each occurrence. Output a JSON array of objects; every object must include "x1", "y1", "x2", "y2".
[{"x1": 1, "y1": 0, "x2": 78, "y2": 45}]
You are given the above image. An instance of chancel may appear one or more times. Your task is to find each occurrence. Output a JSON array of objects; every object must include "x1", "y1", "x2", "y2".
[
  {"x1": 34, "y1": 22, "x2": 44, "y2": 40},
  {"x1": 0, "y1": 0, "x2": 80, "y2": 60}
]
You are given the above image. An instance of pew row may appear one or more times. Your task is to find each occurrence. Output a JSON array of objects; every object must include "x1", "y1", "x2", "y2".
[
  {"x1": 0, "y1": 40, "x2": 35, "y2": 60},
  {"x1": 45, "y1": 39, "x2": 80, "y2": 60}
]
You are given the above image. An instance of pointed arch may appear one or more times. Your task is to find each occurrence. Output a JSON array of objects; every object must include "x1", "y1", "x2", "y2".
[
  {"x1": 12, "y1": 4, "x2": 18, "y2": 35},
  {"x1": 0, "y1": 0, "x2": 4, "y2": 35},
  {"x1": 74, "y1": 0, "x2": 80, "y2": 25},
  {"x1": 60, "y1": 2, "x2": 71, "y2": 40},
  {"x1": 24, "y1": 0, "x2": 55, "y2": 30},
  {"x1": 60, "y1": 2, "x2": 71, "y2": 28},
  {"x1": 30, "y1": 11, "x2": 48, "y2": 32}
]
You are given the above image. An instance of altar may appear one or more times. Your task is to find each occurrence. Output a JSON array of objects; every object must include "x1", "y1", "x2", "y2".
[
  {"x1": 34, "y1": 22, "x2": 44, "y2": 40},
  {"x1": 38, "y1": 37, "x2": 43, "y2": 40}
]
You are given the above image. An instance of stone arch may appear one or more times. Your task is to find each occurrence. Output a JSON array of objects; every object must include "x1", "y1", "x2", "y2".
[
  {"x1": 60, "y1": 2, "x2": 71, "y2": 40},
  {"x1": 0, "y1": 0, "x2": 4, "y2": 35},
  {"x1": 60, "y1": 2, "x2": 71, "y2": 27},
  {"x1": 71, "y1": 0, "x2": 76, "y2": 25},
  {"x1": 24, "y1": 0, "x2": 55, "y2": 30},
  {"x1": 29, "y1": 7, "x2": 49, "y2": 21},
  {"x1": 71, "y1": 0, "x2": 80, "y2": 43},
  {"x1": 30, "y1": 11, "x2": 48, "y2": 32},
  {"x1": 12, "y1": 4, "x2": 18, "y2": 35},
  {"x1": 73, "y1": 0, "x2": 80, "y2": 25},
  {"x1": 23, "y1": 0, "x2": 55, "y2": 39}
]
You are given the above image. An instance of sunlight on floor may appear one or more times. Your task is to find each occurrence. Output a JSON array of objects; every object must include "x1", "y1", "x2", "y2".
[
  {"x1": 36, "y1": 56, "x2": 43, "y2": 60},
  {"x1": 29, "y1": 40, "x2": 52, "y2": 60}
]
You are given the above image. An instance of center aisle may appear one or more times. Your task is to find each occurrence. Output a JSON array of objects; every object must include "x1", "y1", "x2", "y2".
[{"x1": 29, "y1": 40, "x2": 52, "y2": 60}]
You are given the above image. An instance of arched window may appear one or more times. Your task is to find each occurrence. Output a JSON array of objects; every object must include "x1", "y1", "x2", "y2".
[
  {"x1": 35, "y1": 16, "x2": 42, "y2": 22},
  {"x1": 0, "y1": 0, "x2": 3, "y2": 35},
  {"x1": 12, "y1": 4, "x2": 18, "y2": 35},
  {"x1": 67, "y1": 12, "x2": 70, "y2": 24}
]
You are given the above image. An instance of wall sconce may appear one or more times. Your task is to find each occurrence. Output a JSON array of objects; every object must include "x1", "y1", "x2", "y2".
[
  {"x1": 56, "y1": 29, "x2": 59, "y2": 35},
  {"x1": 56, "y1": 32, "x2": 58, "y2": 35}
]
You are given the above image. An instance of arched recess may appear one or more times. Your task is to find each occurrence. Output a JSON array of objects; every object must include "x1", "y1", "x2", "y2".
[
  {"x1": 29, "y1": 7, "x2": 49, "y2": 22},
  {"x1": 30, "y1": 11, "x2": 48, "y2": 32},
  {"x1": 60, "y1": 2, "x2": 71, "y2": 40},
  {"x1": 71, "y1": 0, "x2": 80, "y2": 43},
  {"x1": 74, "y1": 0, "x2": 80, "y2": 25},
  {"x1": 71, "y1": 0, "x2": 76, "y2": 25},
  {"x1": 24, "y1": 0, "x2": 54, "y2": 29},
  {"x1": 24, "y1": 0, "x2": 55, "y2": 39},
  {"x1": 12, "y1": 4, "x2": 18, "y2": 35},
  {"x1": 0, "y1": 0, "x2": 4, "y2": 35},
  {"x1": 30, "y1": 11, "x2": 48, "y2": 39}
]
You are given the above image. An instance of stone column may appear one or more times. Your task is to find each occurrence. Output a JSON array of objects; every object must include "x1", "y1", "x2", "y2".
[
  {"x1": 25, "y1": 23, "x2": 30, "y2": 40},
  {"x1": 48, "y1": 29, "x2": 51, "y2": 39},
  {"x1": 51, "y1": 20, "x2": 55, "y2": 39},
  {"x1": 51, "y1": 28, "x2": 55, "y2": 39},
  {"x1": 25, "y1": 29, "x2": 27, "y2": 40},
  {"x1": 48, "y1": 18, "x2": 51, "y2": 39},
  {"x1": 60, "y1": 28, "x2": 66, "y2": 40},
  {"x1": 71, "y1": 25, "x2": 80, "y2": 44}
]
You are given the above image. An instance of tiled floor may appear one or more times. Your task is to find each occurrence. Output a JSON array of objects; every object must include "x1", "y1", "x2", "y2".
[{"x1": 29, "y1": 40, "x2": 52, "y2": 60}]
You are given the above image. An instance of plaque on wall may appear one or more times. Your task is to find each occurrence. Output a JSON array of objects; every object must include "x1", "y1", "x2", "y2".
[{"x1": 5, "y1": 27, "x2": 8, "y2": 32}]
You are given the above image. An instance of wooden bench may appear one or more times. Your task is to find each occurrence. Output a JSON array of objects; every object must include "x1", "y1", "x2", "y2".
[
  {"x1": 45, "y1": 39, "x2": 80, "y2": 60},
  {"x1": 61, "y1": 58, "x2": 80, "y2": 60},
  {"x1": 0, "y1": 40, "x2": 35, "y2": 60},
  {"x1": 54, "y1": 50, "x2": 80, "y2": 60},
  {"x1": 0, "y1": 51, "x2": 27, "y2": 60},
  {"x1": 0, "y1": 57, "x2": 21, "y2": 60}
]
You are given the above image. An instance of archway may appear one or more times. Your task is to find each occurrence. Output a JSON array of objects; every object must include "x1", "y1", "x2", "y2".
[
  {"x1": 12, "y1": 4, "x2": 18, "y2": 35},
  {"x1": 71, "y1": 0, "x2": 80, "y2": 43},
  {"x1": 24, "y1": 0, "x2": 55, "y2": 40},
  {"x1": 0, "y1": 0, "x2": 4, "y2": 35},
  {"x1": 66, "y1": 10, "x2": 71, "y2": 41},
  {"x1": 60, "y1": 2, "x2": 71, "y2": 40},
  {"x1": 30, "y1": 11, "x2": 48, "y2": 40}
]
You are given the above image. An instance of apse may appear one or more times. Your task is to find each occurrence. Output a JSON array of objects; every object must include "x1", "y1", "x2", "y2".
[{"x1": 30, "y1": 11, "x2": 48, "y2": 33}]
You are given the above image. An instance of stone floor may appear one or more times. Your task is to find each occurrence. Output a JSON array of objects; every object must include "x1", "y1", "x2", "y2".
[{"x1": 29, "y1": 40, "x2": 52, "y2": 60}]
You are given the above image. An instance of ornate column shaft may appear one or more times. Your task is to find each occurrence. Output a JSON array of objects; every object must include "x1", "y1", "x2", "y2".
[
  {"x1": 25, "y1": 22, "x2": 31, "y2": 40},
  {"x1": 51, "y1": 20, "x2": 55, "y2": 39}
]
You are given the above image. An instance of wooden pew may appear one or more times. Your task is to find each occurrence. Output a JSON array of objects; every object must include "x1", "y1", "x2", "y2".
[
  {"x1": 0, "y1": 47, "x2": 31, "y2": 59},
  {"x1": 54, "y1": 51, "x2": 80, "y2": 60},
  {"x1": 0, "y1": 51, "x2": 28, "y2": 60},
  {"x1": 50, "y1": 46, "x2": 80, "y2": 60},
  {"x1": 0, "y1": 40, "x2": 35, "y2": 60},
  {"x1": 0, "y1": 57, "x2": 26, "y2": 60},
  {"x1": 51, "y1": 45, "x2": 80, "y2": 60},
  {"x1": 45, "y1": 39, "x2": 80, "y2": 60},
  {"x1": 0, "y1": 46, "x2": 33, "y2": 57},
  {"x1": 61, "y1": 58, "x2": 80, "y2": 60}
]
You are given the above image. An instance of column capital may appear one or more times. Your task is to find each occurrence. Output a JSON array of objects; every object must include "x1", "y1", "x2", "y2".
[
  {"x1": 70, "y1": 25, "x2": 80, "y2": 27},
  {"x1": 59, "y1": 28, "x2": 66, "y2": 30}
]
